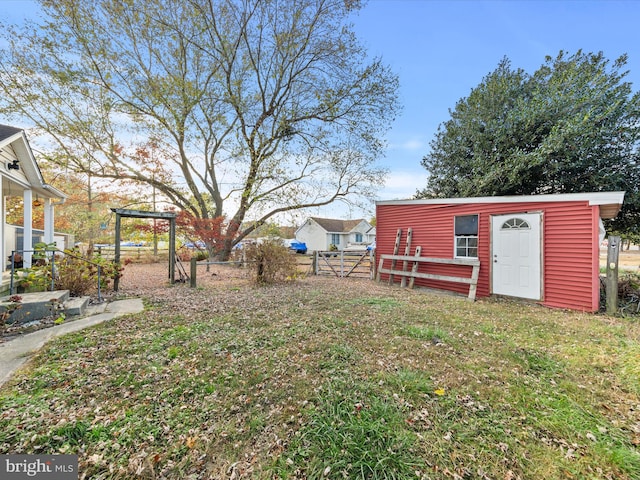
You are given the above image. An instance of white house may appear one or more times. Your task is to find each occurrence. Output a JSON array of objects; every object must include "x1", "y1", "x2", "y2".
[
  {"x1": 295, "y1": 217, "x2": 375, "y2": 252},
  {"x1": 0, "y1": 124, "x2": 67, "y2": 277}
]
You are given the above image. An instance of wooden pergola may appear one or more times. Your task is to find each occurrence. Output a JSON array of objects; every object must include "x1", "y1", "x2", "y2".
[{"x1": 111, "y1": 208, "x2": 177, "y2": 291}]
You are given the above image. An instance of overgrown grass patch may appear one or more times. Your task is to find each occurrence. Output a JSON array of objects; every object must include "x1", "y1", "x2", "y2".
[
  {"x1": 510, "y1": 347, "x2": 565, "y2": 375},
  {"x1": 345, "y1": 296, "x2": 403, "y2": 312},
  {"x1": 274, "y1": 377, "x2": 425, "y2": 479},
  {"x1": 378, "y1": 368, "x2": 433, "y2": 403},
  {"x1": 398, "y1": 324, "x2": 450, "y2": 344},
  {"x1": 619, "y1": 342, "x2": 640, "y2": 395},
  {"x1": 1, "y1": 277, "x2": 639, "y2": 479}
]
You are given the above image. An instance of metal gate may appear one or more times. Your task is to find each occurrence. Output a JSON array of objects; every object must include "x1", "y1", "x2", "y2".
[{"x1": 314, "y1": 250, "x2": 373, "y2": 278}]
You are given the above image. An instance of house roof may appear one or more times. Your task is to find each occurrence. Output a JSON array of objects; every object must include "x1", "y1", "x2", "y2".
[
  {"x1": 0, "y1": 124, "x2": 23, "y2": 143},
  {"x1": 310, "y1": 217, "x2": 367, "y2": 233},
  {"x1": 0, "y1": 124, "x2": 66, "y2": 200},
  {"x1": 377, "y1": 192, "x2": 625, "y2": 220}
]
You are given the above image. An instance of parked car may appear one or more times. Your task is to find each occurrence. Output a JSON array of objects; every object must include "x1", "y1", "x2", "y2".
[
  {"x1": 184, "y1": 240, "x2": 206, "y2": 249},
  {"x1": 288, "y1": 241, "x2": 308, "y2": 254}
]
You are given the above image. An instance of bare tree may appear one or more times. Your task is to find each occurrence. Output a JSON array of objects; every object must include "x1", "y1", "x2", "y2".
[{"x1": 0, "y1": 0, "x2": 399, "y2": 258}]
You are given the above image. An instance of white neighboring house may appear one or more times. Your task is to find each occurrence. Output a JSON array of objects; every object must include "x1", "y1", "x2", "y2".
[
  {"x1": 295, "y1": 217, "x2": 375, "y2": 252},
  {"x1": 0, "y1": 125, "x2": 67, "y2": 275}
]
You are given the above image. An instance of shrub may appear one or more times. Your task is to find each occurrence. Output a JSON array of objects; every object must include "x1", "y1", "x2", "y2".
[
  {"x1": 616, "y1": 272, "x2": 640, "y2": 316},
  {"x1": 13, "y1": 267, "x2": 51, "y2": 292},
  {"x1": 53, "y1": 249, "x2": 123, "y2": 296},
  {"x1": 12, "y1": 242, "x2": 57, "y2": 292},
  {"x1": 193, "y1": 250, "x2": 209, "y2": 262},
  {"x1": 244, "y1": 240, "x2": 297, "y2": 284}
]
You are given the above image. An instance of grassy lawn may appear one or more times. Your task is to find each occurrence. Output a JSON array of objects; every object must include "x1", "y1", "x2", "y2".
[{"x1": 1, "y1": 276, "x2": 639, "y2": 479}]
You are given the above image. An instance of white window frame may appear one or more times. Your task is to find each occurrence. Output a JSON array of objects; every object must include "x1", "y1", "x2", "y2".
[{"x1": 454, "y1": 214, "x2": 479, "y2": 259}]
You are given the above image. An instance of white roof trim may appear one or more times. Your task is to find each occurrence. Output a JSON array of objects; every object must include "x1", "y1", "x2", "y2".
[
  {"x1": 0, "y1": 132, "x2": 24, "y2": 150},
  {"x1": 376, "y1": 191, "x2": 625, "y2": 208},
  {"x1": 1, "y1": 129, "x2": 67, "y2": 200}
]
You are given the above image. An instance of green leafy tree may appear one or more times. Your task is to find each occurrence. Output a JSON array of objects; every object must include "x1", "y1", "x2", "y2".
[
  {"x1": 419, "y1": 51, "x2": 640, "y2": 235},
  {"x1": 0, "y1": 0, "x2": 399, "y2": 259}
]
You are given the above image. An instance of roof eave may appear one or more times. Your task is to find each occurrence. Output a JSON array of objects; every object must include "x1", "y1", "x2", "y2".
[
  {"x1": 377, "y1": 192, "x2": 625, "y2": 220},
  {"x1": 5, "y1": 131, "x2": 67, "y2": 200}
]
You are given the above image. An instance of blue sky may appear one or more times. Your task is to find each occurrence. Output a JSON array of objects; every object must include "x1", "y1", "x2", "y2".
[
  {"x1": 350, "y1": 0, "x2": 640, "y2": 204},
  {"x1": 2, "y1": 0, "x2": 640, "y2": 219}
]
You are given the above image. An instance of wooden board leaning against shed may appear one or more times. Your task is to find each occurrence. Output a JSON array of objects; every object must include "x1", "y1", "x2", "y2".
[
  {"x1": 376, "y1": 228, "x2": 481, "y2": 301},
  {"x1": 388, "y1": 228, "x2": 403, "y2": 285},
  {"x1": 400, "y1": 228, "x2": 413, "y2": 288}
]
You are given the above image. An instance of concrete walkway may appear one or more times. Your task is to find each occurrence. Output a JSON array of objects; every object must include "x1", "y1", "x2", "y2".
[{"x1": 0, "y1": 298, "x2": 144, "y2": 387}]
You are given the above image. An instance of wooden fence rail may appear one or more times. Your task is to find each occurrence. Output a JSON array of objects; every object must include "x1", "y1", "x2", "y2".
[
  {"x1": 314, "y1": 250, "x2": 373, "y2": 278},
  {"x1": 376, "y1": 254, "x2": 481, "y2": 301}
]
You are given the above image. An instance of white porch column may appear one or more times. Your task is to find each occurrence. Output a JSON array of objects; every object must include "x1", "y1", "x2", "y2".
[
  {"x1": 0, "y1": 179, "x2": 3, "y2": 273},
  {"x1": 43, "y1": 197, "x2": 54, "y2": 245},
  {"x1": 23, "y1": 189, "x2": 33, "y2": 268}
]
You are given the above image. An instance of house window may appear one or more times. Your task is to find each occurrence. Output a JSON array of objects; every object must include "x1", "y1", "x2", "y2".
[
  {"x1": 355, "y1": 233, "x2": 363, "y2": 243},
  {"x1": 331, "y1": 234, "x2": 340, "y2": 245},
  {"x1": 454, "y1": 215, "x2": 478, "y2": 258}
]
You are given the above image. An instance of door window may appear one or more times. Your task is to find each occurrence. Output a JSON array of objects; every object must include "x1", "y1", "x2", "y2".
[{"x1": 501, "y1": 218, "x2": 530, "y2": 230}]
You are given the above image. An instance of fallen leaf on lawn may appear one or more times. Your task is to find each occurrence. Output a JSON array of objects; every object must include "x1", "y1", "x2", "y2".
[{"x1": 434, "y1": 388, "x2": 446, "y2": 396}]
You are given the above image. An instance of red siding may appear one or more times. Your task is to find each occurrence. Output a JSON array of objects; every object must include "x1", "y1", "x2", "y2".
[
  {"x1": 376, "y1": 200, "x2": 600, "y2": 311},
  {"x1": 542, "y1": 202, "x2": 599, "y2": 311}
]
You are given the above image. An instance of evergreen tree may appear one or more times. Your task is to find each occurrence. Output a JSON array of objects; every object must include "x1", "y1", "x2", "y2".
[{"x1": 419, "y1": 51, "x2": 640, "y2": 235}]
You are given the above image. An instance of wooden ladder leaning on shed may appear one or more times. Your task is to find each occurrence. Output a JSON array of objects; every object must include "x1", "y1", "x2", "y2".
[
  {"x1": 376, "y1": 255, "x2": 481, "y2": 301},
  {"x1": 375, "y1": 228, "x2": 481, "y2": 301}
]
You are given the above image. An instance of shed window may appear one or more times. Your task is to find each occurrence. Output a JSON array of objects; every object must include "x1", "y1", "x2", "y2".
[
  {"x1": 355, "y1": 233, "x2": 363, "y2": 243},
  {"x1": 454, "y1": 215, "x2": 478, "y2": 258},
  {"x1": 331, "y1": 233, "x2": 340, "y2": 245}
]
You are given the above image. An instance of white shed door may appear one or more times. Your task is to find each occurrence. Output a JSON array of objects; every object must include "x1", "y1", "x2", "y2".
[{"x1": 491, "y1": 213, "x2": 541, "y2": 300}]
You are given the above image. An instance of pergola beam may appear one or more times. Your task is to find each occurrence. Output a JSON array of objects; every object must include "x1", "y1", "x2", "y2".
[{"x1": 111, "y1": 208, "x2": 177, "y2": 291}]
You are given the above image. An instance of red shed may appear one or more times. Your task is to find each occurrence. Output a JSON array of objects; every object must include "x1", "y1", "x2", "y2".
[{"x1": 376, "y1": 192, "x2": 625, "y2": 312}]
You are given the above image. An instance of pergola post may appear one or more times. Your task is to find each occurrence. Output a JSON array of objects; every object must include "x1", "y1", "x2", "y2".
[
  {"x1": 110, "y1": 208, "x2": 178, "y2": 291},
  {"x1": 169, "y1": 216, "x2": 176, "y2": 284},
  {"x1": 113, "y1": 212, "x2": 122, "y2": 291}
]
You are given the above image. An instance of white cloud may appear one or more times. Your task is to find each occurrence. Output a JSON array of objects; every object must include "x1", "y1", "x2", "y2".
[
  {"x1": 385, "y1": 135, "x2": 427, "y2": 153},
  {"x1": 394, "y1": 138, "x2": 425, "y2": 151},
  {"x1": 379, "y1": 170, "x2": 426, "y2": 201}
]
